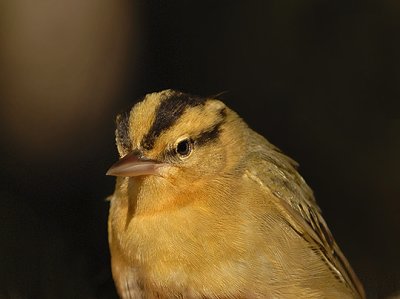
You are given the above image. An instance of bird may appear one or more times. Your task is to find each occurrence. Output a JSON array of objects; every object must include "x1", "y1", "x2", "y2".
[{"x1": 106, "y1": 89, "x2": 365, "y2": 299}]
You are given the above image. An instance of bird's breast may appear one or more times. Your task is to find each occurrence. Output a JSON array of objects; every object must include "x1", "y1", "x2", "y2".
[{"x1": 108, "y1": 186, "x2": 275, "y2": 298}]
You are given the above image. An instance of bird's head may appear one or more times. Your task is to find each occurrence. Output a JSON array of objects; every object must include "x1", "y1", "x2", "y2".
[{"x1": 107, "y1": 90, "x2": 248, "y2": 199}]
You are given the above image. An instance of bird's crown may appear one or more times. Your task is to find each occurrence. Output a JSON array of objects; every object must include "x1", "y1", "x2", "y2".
[{"x1": 116, "y1": 89, "x2": 229, "y2": 155}]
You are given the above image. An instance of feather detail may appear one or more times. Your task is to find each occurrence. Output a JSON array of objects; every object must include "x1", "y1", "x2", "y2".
[{"x1": 245, "y1": 130, "x2": 365, "y2": 299}]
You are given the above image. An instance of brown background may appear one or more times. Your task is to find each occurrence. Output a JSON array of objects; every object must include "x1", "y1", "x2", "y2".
[{"x1": 0, "y1": 1, "x2": 399, "y2": 298}]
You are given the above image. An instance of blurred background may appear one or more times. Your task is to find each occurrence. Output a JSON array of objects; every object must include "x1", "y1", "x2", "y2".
[{"x1": 0, "y1": 0, "x2": 399, "y2": 298}]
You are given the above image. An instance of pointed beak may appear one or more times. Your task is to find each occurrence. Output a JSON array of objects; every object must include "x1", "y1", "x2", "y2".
[{"x1": 106, "y1": 151, "x2": 164, "y2": 177}]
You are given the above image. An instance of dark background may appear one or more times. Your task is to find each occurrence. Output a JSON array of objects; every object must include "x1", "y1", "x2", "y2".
[{"x1": 1, "y1": 1, "x2": 399, "y2": 298}]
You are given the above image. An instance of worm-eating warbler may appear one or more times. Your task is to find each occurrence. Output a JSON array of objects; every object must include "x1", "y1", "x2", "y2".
[{"x1": 106, "y1": 90, "x2": 365, "y2": 299}]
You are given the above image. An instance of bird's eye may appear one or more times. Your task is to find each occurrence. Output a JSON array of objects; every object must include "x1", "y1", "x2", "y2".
[{"x1": 175, "y1": 139, "x2": 192, "y2": 157}]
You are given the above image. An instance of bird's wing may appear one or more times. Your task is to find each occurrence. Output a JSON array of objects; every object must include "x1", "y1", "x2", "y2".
[{"x1": 245, "y1": 133, "x2": 365, "y2": 299}]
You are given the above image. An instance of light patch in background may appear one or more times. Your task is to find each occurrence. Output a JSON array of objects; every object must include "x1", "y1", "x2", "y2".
[{"x1": 0, "y1": 0, "x2": 139, "y2": 159}]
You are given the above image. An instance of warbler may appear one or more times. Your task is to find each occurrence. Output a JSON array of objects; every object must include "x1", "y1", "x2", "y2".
[{"x1": 106, "y1": 90, "x2": 365, "y2": 299}]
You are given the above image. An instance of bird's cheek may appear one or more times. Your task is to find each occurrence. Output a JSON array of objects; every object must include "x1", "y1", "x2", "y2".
[{"x1": 156, "y1": 164, "x2": 177, "y2": 178}]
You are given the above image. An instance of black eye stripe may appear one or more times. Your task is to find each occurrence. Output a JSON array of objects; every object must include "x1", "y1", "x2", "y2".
[{"x1": 195, "y1": 119, "x2": 224, "y2": 146}]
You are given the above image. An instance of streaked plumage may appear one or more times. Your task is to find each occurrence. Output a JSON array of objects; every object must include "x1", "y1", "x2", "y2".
[{"x1": 107, "y1": 89, "x2": 365, "y2": 299}]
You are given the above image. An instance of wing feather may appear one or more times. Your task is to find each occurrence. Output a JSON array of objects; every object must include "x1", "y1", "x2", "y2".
[{"x1": 245, "y1": 131, "x2": 365, "y2": 299}]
